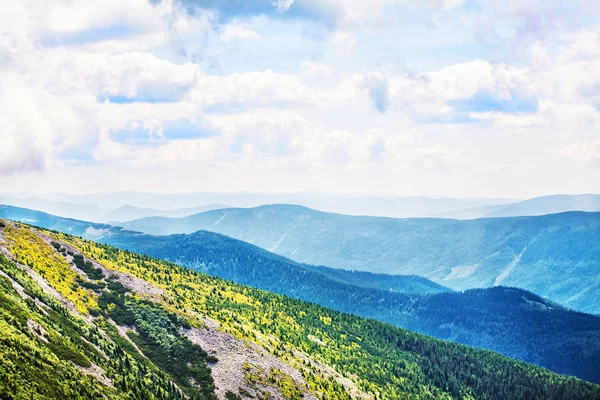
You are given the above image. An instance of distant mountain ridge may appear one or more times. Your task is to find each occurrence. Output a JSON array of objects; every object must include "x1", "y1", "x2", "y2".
[
  {"x1": 1, "y1": 206, "x2": 600, "y2": 383},
  {"x1": 2, "y1": 191, "x2": 518, "y2": 218},
  {"x1": 0, "y1": 204, "x2": 450, "y2": 296},
  {"x1": 118, "y1": 204, "x2": 600, "y2": 314},
  {"x1": 0, "y1": 196, "x2": 227, "y2": 222},
  {"x1": 434, "y1": 194, "x2": 600, "y2": 219}
]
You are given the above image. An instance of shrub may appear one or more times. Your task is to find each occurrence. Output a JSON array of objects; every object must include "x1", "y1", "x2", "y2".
[
  {"x1": 225, "y1": 392, "x2": 243, "y2": 400},
  {"x1": 206, "y1": 355, "x2": 219, "y2": 363}
]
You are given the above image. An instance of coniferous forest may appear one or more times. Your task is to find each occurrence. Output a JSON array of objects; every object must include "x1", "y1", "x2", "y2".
[{"x1": 1, "y1": 220, "x2": 599, "y2": 399}]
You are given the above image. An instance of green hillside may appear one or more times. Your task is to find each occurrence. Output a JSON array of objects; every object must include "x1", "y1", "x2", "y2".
[
  {"x1": 1, "y1": 219, "x2": 599, "y2": 399},
  {"x1": 1, "y1": 206, "x2": 599, "y2": 384}
]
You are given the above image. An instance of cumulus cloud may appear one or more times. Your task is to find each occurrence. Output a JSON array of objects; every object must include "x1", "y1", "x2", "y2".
[{"x1": 1, "y1": 0, "x2": 599, "y2": 196}]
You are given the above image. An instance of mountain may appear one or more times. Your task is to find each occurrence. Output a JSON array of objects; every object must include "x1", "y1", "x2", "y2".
[
  {"x1": 1, "y1": 220, "x2": 599, "y2": 399},
  {"x1": 21, "y1": 191, "x2": 518, "y2": 218},
  {"x1": 434, "y1": 194, "x2": 600, "y2": 219},
  {"x1": 0, "y1": 195, "x2": 106, "y2": 221},
  {"x1": 0, "y1": 204, "x2": 451, "y2": 296},
  {"x1": 2, "y1": 207, "x2": 600, "y2": 383},
  {"x1": 0, "y1": 198, "x2": 227, "y2": 223},
  {"x1": 110, "y1": 230, "x2": 600, "y2": 384},
  {"x1": 105, "y1": 204, "x2": 228, "y2": 223},
  {"x1": 117, "y1": 204, "x2": 600, "y2": 314}
]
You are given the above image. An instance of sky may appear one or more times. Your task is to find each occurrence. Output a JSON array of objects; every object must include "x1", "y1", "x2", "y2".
[{"x1": 0, "y1": 0, "x2": 599, "y2": 198}]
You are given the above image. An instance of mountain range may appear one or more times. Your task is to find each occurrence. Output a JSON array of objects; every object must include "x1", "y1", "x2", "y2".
[
  {"x1": 435, "y1": 194, "x2": 600, "y2": 219},
  {"x1": 0, "y1": 194, "x2": 227, "y2": 223},
  {"x1": 1, "y1": 191, "x2": 519, "y2": 219},
  {"x1": 2, "y1": 219, "x2": 598, "y2": 399},
  {"x1": 5, "y1": 192, "x2": 600, "y2": 220},
  {"x1": 116, "y1": 204, "x2": 600, "y2": 314},
  {"x1": 1, "y1": 205, "x2": 600, "y2": 384}
]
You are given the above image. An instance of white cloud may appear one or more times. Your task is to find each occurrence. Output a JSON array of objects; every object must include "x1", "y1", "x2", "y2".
[
  {"x1": 188, "y1": 70, "x2": 322, "y2": 107},
  {"x1": 469, "y1": 112, "x2": 550, "y2": 129},
  {"x1": 273, "y1": 0, "x2": 295, "y2": 13},
  {"x1": 301, "y1": 60, "x2": 334, "y2": 76},
  {"x1": 219, "y1": 24, "x2": 261, "y2": 42},
  {"x1": 559, "y1": 140, "x2": 600, "y2": 168},
  {"x1": 1, "y1": 0, "x2": 599, "y2": 197}
]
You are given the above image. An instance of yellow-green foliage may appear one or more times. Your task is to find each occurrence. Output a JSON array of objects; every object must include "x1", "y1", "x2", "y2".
[
  {"x1": 4, "y1": 224, "x2": 97, "y2": 314},
  {"x1": 47, "y1": 230, "x2": 600, "y2": 400},
  {"x1": 0, "y1": 249, "x2": 203, "y2": 400},
  {"x1": 269, "y1": 368, "x2": 306, "y2": 400},
  {"x1": 51, "y1": 233, "x2": 441, "y2": 399},
  {"x1": 0, "y1": 294, "x2": 114, "y2": 399},
  {"x1": 242, "y1": 364, "x2": 305, "y2": 400}
]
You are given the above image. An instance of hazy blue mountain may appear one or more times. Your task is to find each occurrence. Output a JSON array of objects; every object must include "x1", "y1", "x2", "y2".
[
  {"x1": 485, "y1": 194, "x2": 600, "y2": 217},
  {"x1": 105, "y1": 204, "x2": 228, "y2": 222},
  {"x1": 27, "y1": 191, "x2": 517, "y2": 218},
  {"x1": 305, "y1": 266, "x2": 452, "y2": 294},
  {"x1": 0, "y1": 197, "x2": 227, "y2": 223},
  {"x1": 434, "y1": 194, "x2": 600, "y2": 219},
  {"x1": 0, "y1": 205, "x2": 449, "y2": 296},
  {"x1": 0, "y1": 204, "x2": 123, "y2": 236},
  {"x1": 119, "y1": 204, "x2": 600, "y2": 314},
  {"x1": 2, "y1": 206, "x2": 600, "y2": 383},
  {"x1": 0, "y1": 195, "x2": 106, "y2": 221}
]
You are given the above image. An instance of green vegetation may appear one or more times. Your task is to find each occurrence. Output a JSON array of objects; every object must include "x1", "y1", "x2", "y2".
[
  {"x1": 0, "y1": 253, "x2": 194, "y2": 399},
  {"x1": 0, "y1": 225, "x2": 216, "y2": 400},
  {"x1": 1, "y1": 220, "x2": 599, "y2": 400},
  {"x1": 109, "y1": 228, "x2": 600, "y2": 384},
  {"x1": 97, "y1": 289, "x2": 215, "y2": 397},
  {"x1": 72, "y1": 253, "x2": 105, "y2": 280},
  {"x1": 4, "y1": 205, "x2": 600, "y2": 384},
  {"x1": 243, "y1": 363, "x2": 305, "y2": 400},
  {"x1": 50, "y1": 228, "x2": 599, "y2": 400}
]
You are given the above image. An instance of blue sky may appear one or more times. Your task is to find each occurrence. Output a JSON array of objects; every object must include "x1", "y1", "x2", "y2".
[{"x1": 0, "y1": 0, "x2": 599, "y2": 198}]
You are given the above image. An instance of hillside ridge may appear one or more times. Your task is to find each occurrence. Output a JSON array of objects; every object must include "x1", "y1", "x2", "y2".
[{"x1": 1, "y1": 219, "x2": 600, "y2": 399}]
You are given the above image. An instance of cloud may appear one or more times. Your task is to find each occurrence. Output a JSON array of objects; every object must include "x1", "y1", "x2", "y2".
[
  {"x1": 219, "y1": 24, "x2": 261, "y2": 41},
  {"x1": 1, "y1": 0, "x2": 600, "y2": 197},
  {"x1": 559, "y1": 140, "x2": 600, "y2": 168},
  {"x1": 173, "y1": 0, "x2": 338, "y2": 27},
  {"x1": 301, "y1": 60, "x2": 334, "y2": 76},
  {"x1": 468, "y1": 112, "x2": 550, "y2": 129},
  {"x1": 188, "y1": 70, "x2": 322, "y2": 107},
  {"x1": 0, "y1": 70, "x2": 96, "y2": 173},
  {"x1": 273, "y1": 0, "x2": 295, "y2": 13},
  {"x1": 171, "y1": 0, "x2": 466, "y2": 31}
]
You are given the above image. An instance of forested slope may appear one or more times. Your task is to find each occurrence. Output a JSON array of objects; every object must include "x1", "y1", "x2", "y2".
[
  {"x1": 1, "y1": 219, "x2": 599, "y2": 400},
  {"x1": 1, "y1": 207, "x2": 600, "y2": 384},
  {"x1": 118, "y1": 205, "x2": 600, "y2": 314},
  {"x1": 115, "y1": 230, "x2": 600, "y2": 384}
]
